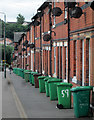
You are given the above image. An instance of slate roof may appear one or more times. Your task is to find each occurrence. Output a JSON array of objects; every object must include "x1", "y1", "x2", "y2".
[{"x1": 14, "y1": 32, "x2": 26, "y2": 43}]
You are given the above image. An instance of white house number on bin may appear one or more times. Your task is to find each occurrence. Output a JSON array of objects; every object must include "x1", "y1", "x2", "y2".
[{"x1": 61, "y1": 89, "x2": 69, "y2": 97}]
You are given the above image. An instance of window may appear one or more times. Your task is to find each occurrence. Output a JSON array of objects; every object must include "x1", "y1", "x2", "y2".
[{"x1": 64, "y1": 8, "x2": 67, "y2": 19}]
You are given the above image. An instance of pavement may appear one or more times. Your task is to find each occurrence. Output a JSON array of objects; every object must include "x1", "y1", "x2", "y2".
[
  {"x1": 2, "y1": 69, "x2": 94, "y2": 119},
  {"x1": 2, "y1": 71, "x2": 20, "y2": 118}
]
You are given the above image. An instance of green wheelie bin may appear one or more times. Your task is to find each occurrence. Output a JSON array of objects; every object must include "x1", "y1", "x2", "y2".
[
  {"x1": 15, "y1": 68, "x2": 18, "y2": 75},
  {"x1": 13, "y1": 68, "x2": 16, "y2": 74},
  {"x1": 29, "y1": 72, "x2": 33, "y2": 84},
  {"x1": 31, "y1": 72, "x2": 38, "y2": 85},
  {"x1": 48, "y1": 79, "x2": 62, "y2": 101},
  {"x1": 19, "y1": 68, "x2": 22, "y2": 77},
  {"x1": 44, "y1": 77, "x2": 60, "y2": 97},
  {"x1": 17, "y1": 68, "x2": 20, "y2": 76},
  {"x1": 24, "y1": 70, "x2": 32, "y2": 82},
  {"x1": 16, "y1": 68, "x2": 18, "y2": 75},
  {"x1": 57, "y1": 82, "x2": 73, "y2": 108},
  {"x1": 13, "y1": 68, "x2": 15, "y2": 73},
  {"x1": 15, "y1": 68, "x2": 17, "y2": 75},
  {"x1": 71, "y1": 86, "x2": 93, "y2": 118},
  {"x1": 24, "y1": 72, "x2": 30, "y2": 82},
  {"x1": 20, "y1": 69, "x2": 25, "y2": 79},
  {"x1": 38, "y1": 76, "x2": 49, "y2": 93},
  {"x1": 21, "y1": 69, "x2": 25, "y2": 78},
  {"x1": 14, "y1": 68, "x2": 16, "y2": 74},
  {"x1": 19, "y1": 69, "x2": 23, "y2": 77}
]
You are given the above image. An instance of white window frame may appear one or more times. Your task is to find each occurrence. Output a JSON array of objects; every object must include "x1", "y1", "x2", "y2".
[
  {"x1": 64, "y1": 47, "x2": 68, "y2": 83},
  {"x1": 64, "y1": 8, "x2": 67, "y2": 19},
  {"x1": 31, "y1": 51, "x2": 33, "y2": 71},
  {"x1": 66, "y1": 47, "x2": 68, "y2": 82},
  {"x1": 54, "y1": 47, "x2": 56, "y2": 74}
]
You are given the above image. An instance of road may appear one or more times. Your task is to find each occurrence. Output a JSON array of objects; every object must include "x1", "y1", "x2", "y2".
[{"x1": 1, "y1": 70, "x2": 94, "y2": 119}]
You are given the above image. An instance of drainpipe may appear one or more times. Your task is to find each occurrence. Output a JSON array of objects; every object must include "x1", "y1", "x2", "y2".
[
  {"x1": 29, "y1": 30, "x2": 31, "y2": 70},
  {"x1": 67, "y1": 3, "x2": 70, "y2": 83},
  {"x1": 23, "y1": 37, "x2": 24, "y2": 69},
  {"x1": 40, "y1": 12, "x2": 42, "y2": 74},
  {"x1": 49, "y1": 3, "x2": 52, "y2": 77},
  {"x1": 25, "y1": 35, "x2": 27, "y2": 70},
  {"x1": 34, "y1": 25, "x2": 36, "y2": 72}
]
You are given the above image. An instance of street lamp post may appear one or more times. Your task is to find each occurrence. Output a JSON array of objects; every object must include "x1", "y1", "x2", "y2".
[
  {"x1": 49, "y1": 3, "x2": 52, "y2": 77},
  {"x1": 0, "y1": 12, "x2": 6, "y2": 78}
]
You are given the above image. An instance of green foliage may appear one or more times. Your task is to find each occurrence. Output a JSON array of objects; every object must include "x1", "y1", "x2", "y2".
[
  {"x1": 6, "y1": 22, "x2": 28, "y2": 40},
  {"x1": 0, "y1": 19, "x2": 4, "y2": 38},
  {"x1": 1, "y1": 45, "x2": 14, "y2": 65},
  {"x1": 0, "y1": 14, "x2": 28, "y2": 40},
  {"x1": 16, "y1": 14, "x2": 25, "y2": 24}
]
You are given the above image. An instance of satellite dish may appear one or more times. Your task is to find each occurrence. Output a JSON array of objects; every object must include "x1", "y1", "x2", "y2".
[
  {"x1": 43, "y1": 34, "x2": 51, "y2": 41},
  {"x1": 69, "y1": 7, "x2": 83, "y2": 18},
  {"x1": 90, "y1": 1, "x2": 94, "y2": 10},
  {"x1": 23, "y1": 42, "x2": 25, "y2": 46},
  {"x1": 30, "y1": 43, "x2": 35, "y2": 48},
  {"x1": 26, "y1": 44, "x2": 30, "y2": 47},
  {"x1": 34, "y1": 21, "x2": 40, "y2": 26},
  {"x1": 24, "y1": 40, "x2": 28, "y2": 45},
  {"x1": 22, "y1": 48, "x2": 26, "y2": 51},
  {"x1": 52, "y1": 7, "x2": 62, "y2": 17}
]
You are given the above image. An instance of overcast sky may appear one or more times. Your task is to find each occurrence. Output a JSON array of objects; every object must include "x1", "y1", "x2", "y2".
[{"x1": 0, "y1": 0, "x2": 46, "y2": 22}]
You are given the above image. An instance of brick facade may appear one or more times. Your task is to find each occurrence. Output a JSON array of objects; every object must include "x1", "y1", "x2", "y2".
[{"x1": 13, "y1": 1, "x2": 94, "y2": 105}]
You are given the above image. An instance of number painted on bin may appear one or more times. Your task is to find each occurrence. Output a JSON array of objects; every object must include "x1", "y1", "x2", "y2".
[{"x1": 61, "y1": 89, "x2": 69, "y2": 98}]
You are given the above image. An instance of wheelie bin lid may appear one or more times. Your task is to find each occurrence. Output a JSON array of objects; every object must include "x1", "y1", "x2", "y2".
[
  {"x1": 71, "y1": 86, "x2": 93, "y2": 92},
  {"x1": 31, "y1": 72, "x2": 38, "y2": 75},
  {"x1": 38, "y1": 76, "x2": 48, "y2": 79},
  {"x1": 44, "y1": 77, "x2": 56, "y2": 81},
  {"x1": 25, "y1": 72, "x2": 31, "y2": 74},
  {"x1": 57, "y1": 82, "x2": 73, "y2": 87},
  {"x1": 33, "y1": 73, "x2": 42, "y2": 76},
  {"x1": 24, "y1": 70, "x2": 31, "y2": 72},
  {"x1": 47, "y1": 79, "x2": 62, "y2": 83}
]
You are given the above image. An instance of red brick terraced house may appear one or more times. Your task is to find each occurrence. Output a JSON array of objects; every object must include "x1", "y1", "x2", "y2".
[
  {"x1": 30, "y1": 1, "x2": 94, "y2": 105},
  {"x1": 13, "y1": 1, "x2": 94, "y2": 107},
  {"x1": 13, "y1": 32, "x2": 26, "y2": 68}
]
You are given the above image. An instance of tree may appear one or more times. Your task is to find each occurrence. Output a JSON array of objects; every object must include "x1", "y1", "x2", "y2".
[
  {"x1": 1, "y1": 44, "x2": 14, "y2": 65},
  {"x1": 16, "y1": 14, "x2": 25, "y2": 24},
  {"x1": 5, "y1": 23, "x2": 28, "y2": 40},
  {"x1": 0, "y1": 19, "x2": 4, "y2": 38},
  {"x1": 1, "y1": 14, "x2": 28, "y2": 40}
]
